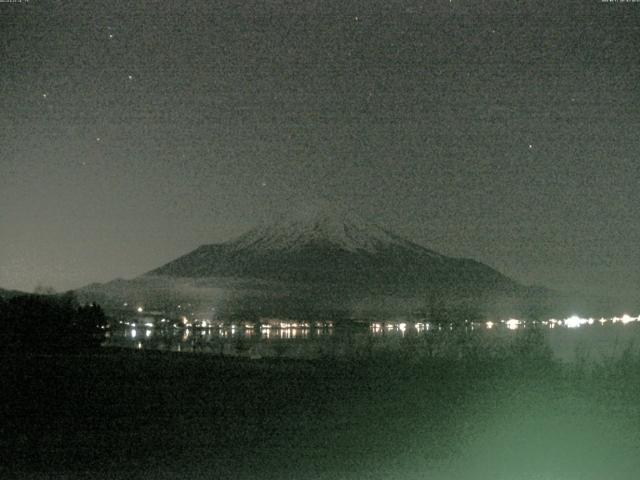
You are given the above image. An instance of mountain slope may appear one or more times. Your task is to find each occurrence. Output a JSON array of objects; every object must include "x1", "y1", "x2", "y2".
[
  {"x1": 228, "y1": 205, "x2": 442, "y2": 255},
  {"x1": 147, "y1": 207, "x2": 515, "y2": 293},
  {"x1": 80, "y1": 206, "x2": 573, "y2": 319}
]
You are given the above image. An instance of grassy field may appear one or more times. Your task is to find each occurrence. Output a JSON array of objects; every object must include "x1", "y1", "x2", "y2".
[{"x1": 2, "y1": 340, "x2": 640, "y2": 480}]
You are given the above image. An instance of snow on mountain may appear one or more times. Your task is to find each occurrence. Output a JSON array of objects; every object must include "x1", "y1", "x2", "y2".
[
  {"x1": 80, "y1": 203, "x2": 565, "y2": 318},
  {"x1": 226, "y1": 204, "x2": 442, "y2": 256},
  {"x1": 138, "y1": 203, "x2": 526, "y2": 307}
]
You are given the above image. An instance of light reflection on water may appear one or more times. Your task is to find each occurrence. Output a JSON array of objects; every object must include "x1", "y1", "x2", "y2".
[{"x1": 105, "y1": 314, "x2": 640, "y2": 362}]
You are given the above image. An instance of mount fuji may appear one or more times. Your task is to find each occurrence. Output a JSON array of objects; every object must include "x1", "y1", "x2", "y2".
[
  {"x1": 148, "y1": 205, "x2": 509, "y2": 287},
  {"x1": 80, "y1": 205, "x2": 556, "y2": 319}
]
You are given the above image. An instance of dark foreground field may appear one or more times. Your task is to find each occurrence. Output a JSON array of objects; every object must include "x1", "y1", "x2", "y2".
[{"x1": 3, "y1": 340, "x2": 640, "y2": 480}]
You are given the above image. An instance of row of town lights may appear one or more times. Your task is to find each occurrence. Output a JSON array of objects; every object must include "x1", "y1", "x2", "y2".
[
  {"x1": 368, "y1": 315, "x2": 640, "y2": 332},
  {"x1": 127, "y1": 304, "x2": 638, "y2": 332}
]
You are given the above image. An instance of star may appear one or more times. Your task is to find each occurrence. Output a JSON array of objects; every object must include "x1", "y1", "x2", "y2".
[
  {"x1": 42, "y1": 93, "x2": 47, "y2": 99},
  {"x1": 528, "y1": 144, "x2": 533, "y2": 149},
  {"x1": 128, "y1": 75, "x2": 134, "y2": 80},
  {"x1": 108, "y1": 33, "x2": 114, "y2": 39},
  {"x1": 96, "y1": 137, "x2": 101, "y2": 143}
]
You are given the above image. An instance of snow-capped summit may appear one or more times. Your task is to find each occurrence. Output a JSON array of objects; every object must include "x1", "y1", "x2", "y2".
[
  {"x1": 227, "y1": 204, "x2": 439, "y2": 255},
  {"x1": 83, "y1": 202, "x2": 545, "y2": 318},
  {"x1": 144, "y1": 201, "x2": 516, "y2": 291}
]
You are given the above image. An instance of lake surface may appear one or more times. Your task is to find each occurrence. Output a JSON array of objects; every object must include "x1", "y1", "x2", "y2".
[
  {"x1": 104, "y1": 315, "x2": 640, "y2": 362},
  {"x1": 10, "y1": 314, "x2": 640, "y2": 480}
]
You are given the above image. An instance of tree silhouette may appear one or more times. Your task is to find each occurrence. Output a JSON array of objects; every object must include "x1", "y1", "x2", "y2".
[{"x1": 0, "y1": 292, "x2": 108, "y2": 352}]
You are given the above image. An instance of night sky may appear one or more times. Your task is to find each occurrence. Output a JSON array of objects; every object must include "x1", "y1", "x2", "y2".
[{"x1": 1, "y1": 1, "x2": 638, "y2": 307}]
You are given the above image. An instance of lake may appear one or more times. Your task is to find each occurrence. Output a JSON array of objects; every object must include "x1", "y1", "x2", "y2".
[
  {"x1": 104, "y1": 314, "x2": 640, "y2": 363},
  {"x1": 8, "y1": 314, "x2": 640, "y2": 480}
]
